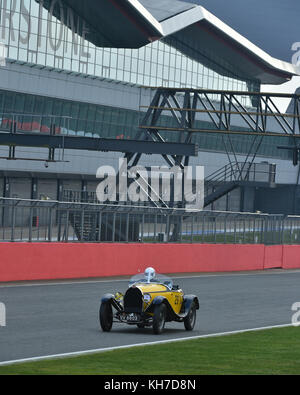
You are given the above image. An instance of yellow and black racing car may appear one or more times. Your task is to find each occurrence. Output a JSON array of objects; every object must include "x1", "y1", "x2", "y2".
[{"x1": 99, "y1": 267, "x2": 199, "y2": 335}]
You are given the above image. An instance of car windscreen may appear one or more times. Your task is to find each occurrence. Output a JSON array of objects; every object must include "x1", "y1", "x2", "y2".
[{"x1": 129, "y1": 273, "x2": 173, "y2": 290}]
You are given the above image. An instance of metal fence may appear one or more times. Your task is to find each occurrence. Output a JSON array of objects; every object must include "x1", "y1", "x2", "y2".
[{"x1": 1, "y1": 197, "x2": 300, "y2": 245}]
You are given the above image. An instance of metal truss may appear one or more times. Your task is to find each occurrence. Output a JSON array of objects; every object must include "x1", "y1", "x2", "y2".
[
  {"x1": 125, "y1": 88, "x2": 200, "y2": 170},
  {"x1": 138, "y1": 87, "x2": 300, "y2": 173},
  {"x1": 137, "y1": 88, "x2": 300, "y2": 173},
  {"x1": 121, "y1": 87, "x2": 300, "y2": 208},
  {"x1": 0, "y1": 113, "x2": 198, "y2": 162},
  {"x1": 139, "y1": 88, "x2": 300, "y2": 139}
]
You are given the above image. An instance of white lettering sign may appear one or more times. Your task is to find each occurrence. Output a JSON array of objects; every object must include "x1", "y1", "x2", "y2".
[
  {"x1": 0, "y1": 0, "x2": 91, "y2": 60},
  {"x1": 0, "y1": 302, "x2": 6, "y2": 327}
]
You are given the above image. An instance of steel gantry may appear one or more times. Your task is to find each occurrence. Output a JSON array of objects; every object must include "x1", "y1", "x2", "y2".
[
  {"x1": 138, "y1": 88, "x2": 300, "y2": 139},
  {"x1": 0, "y1": 113, "x2": 198, "y2": 162},
  {"x1": 1, "y1": 88, "x2": 300, "y2": 210},
  {"x1": 122, "y1": 87, "x2": 300, "y2": 208}
]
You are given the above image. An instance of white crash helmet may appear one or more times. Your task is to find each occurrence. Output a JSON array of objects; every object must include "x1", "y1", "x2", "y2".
[{"x1": 144, "y1": 267, "x2": 156, "y2": 283}]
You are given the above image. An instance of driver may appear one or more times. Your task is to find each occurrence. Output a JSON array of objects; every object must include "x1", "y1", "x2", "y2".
[{"x1": 144, "y1": 267, "x2": 156, "y2": 283}]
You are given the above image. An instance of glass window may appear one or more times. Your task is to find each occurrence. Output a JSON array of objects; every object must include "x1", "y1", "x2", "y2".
[
  {"x1": 71, "y1": 102, "x2": 79, "y2": 119},
  {"x1": 77, "y1": 119, "x2": 86, "y2": 133},
  {"x1": 62, "y1": 101, "x2": 72, "y2": 117},
  {"x1": 0, "y1": 88, "x2": 290, "y2": 159},
  {"x1": 103, "y1": 108, "x2": 112, "y2": 123},
  {"x1": 87, "y1": 105, "x2": 96, "y2": 121},
  {"x1": 44, "y1": 99, "x2": 54, "y2": 115},
  {"x1": 78, "y1": 103, "x2": 88, "y2": 120},
  {"x1": 23, "y1": 94, "x2": 35, "y2": 113},
  {"x1": 53, "y1": 100, "x2": 63, "y2": 116},
  {"x1": 3, "y1": 92, "x2": 15, "y2": 113},
  {"x1": 0, "y1": 91, "x2": 4, "y2": 114},
  {"x1": 15, "y1": 94, "x2": 25, "y2": 113}
]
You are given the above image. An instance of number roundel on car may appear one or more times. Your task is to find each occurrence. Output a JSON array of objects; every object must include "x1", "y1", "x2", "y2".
[{"x1": 143, "y1": 293, "x2": 151, "y2": 303}]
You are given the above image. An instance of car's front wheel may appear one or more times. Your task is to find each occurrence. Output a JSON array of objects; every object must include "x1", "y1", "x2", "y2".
[
  {"x1": 153, "y1": 303, "x2": 166, "y2": 334},
  {"x1": 184, "y1": 301, "x2": 197, "y2": 331},
  {"x1": 99, "y1": 302, "x2": 113, "y2": 332}
]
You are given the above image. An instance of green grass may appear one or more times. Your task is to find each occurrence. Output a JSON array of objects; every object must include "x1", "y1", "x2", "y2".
[{"x1": 0, "y1": 327, "x2": 300, "y2": 375}]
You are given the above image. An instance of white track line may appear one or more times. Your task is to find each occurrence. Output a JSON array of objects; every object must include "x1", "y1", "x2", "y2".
[
  {"x1": 1, "y1": 269, "x2": 300, "y2": 289},
  {"x1": 0, "y1": 323, "x2": 294, "y2": 367}
]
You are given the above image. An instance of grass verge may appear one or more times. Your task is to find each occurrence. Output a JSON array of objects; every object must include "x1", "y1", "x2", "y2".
[{"x1": 0, "y1": 327, "x2": 299, "y2": 375}]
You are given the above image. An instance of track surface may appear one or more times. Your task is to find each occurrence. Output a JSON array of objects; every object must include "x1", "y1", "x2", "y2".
[{"x1": 0, "y1": 270, "x2": 299, "y2": 363}]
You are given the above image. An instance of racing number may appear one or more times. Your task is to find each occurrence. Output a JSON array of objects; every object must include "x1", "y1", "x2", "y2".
[{"x1": 174, "y1": 295, "x2": 180, "y2": 305}]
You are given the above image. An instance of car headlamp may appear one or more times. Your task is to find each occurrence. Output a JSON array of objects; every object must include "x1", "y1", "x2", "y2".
[{"x1": 115, "y1": 292, "x2": 123, "y2": 301}]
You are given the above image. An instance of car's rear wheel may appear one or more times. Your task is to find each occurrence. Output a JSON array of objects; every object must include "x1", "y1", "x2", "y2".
[
  {"x1": 153, "y1": 303, "x2": 166, "y2": 334},
  {"x1": 184, "y1": 301, "x2": 196, "y2": 331},
  {"x1": 99, "y1": 302, "x2": 113, "y2": 332}
]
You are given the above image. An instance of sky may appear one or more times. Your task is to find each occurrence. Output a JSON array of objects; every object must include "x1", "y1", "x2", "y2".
[{"x1": 178, "y1": 0, "x2": 300, "y2": 113}]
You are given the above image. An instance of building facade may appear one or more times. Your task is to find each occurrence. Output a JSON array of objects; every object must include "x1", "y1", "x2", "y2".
[{"x1": 0, "y1": 0, "x2": 299, "y2": 214}]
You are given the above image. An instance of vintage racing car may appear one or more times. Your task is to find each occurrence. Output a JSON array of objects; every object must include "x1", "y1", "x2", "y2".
[{"x1": 99, "y1": 267, "x2": 199, "y2": 334}]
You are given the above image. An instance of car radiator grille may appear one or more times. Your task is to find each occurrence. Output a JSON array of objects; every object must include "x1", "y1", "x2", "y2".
[{"x1": 124, "y1": 287, "x2": 143, "y2": 313}]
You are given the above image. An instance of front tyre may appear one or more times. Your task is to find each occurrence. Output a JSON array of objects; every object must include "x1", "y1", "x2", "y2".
[
  {"x1": 99, "y1": 302, "x2": 113, "y2": 332},
  {"x1": 184, "y1": 301, "x2": 196, "y2": 331},
  {"x1": 153, "y1": 303, "x2": 166, "y2": 335}
]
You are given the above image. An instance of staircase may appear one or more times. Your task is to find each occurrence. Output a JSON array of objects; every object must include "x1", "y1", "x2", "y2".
[
  {"x1": 204, "y1": 161, "x2": 276, "y2": 208},
  {"x1": 66, "y1": 210, "x2": 139, "y2": 242},
  {"x1": 69, "y1": 211, "x2": 98, "y2": 241}
]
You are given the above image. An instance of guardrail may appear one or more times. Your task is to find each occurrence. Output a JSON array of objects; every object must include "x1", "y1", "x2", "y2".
[{"x1": 0, "y1": 197, "x2": 300, "y2": 245}]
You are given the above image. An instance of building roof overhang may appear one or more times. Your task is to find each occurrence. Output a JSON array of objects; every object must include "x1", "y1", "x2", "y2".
[{"x1": 45, "y1": 0, "x2": 300, "y2": 85}]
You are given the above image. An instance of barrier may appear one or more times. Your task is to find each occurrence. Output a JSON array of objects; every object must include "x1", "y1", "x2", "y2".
[
  {"x1": 0, "y1": 243, "x2": 299, "y2": 282},
  {"x1": 0, "y1": 242, "x2": 271, "y2": 282},
  {"x1": 282, "y1": 245, "x2": 300, "y2": 269},
  {"x1": 263, "y1": 245, "x2": 283, "y2": 269}
]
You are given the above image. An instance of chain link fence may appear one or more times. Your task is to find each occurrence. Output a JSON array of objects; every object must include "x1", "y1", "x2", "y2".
[{"x1": 0, "y1": 197, "x2": 300, "y2": 245}]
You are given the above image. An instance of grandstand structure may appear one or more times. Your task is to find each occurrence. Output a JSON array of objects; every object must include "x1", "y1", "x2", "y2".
[{"x1": 0, "y1": 0, "x2": 299, "y2": 240}]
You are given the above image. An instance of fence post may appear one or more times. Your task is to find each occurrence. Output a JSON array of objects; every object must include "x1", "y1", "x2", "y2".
[
  {"x1": 64, "y1": 210, "x2": 69, "y2": 242},
  {"x1": 29, "y1": 206, "x2": 33, "y2": 242},
  {"x1": 201, "y1": 214, "x2": 205, "y2": 243},
  {"x1": 280, "y1": 216, "x2": 284, "y2": 245},
  {"x1": 97, "y1": 211, "x2": 102, "y2": 242},
  {"x1": 179, "y1": 214, "x2": 183, "y2": 244},
  {"x1": 141, "y1": 214, "x2": 145, "y2": 243},
  {"x1": 80, "y1": 210, "x2": 84, "y2": 241},
  {"x1": 112, "y1": 212, "x2": 116, "y2": 242},
  {"x1": 191, "y1": 215, "x2": 194, "y2": 243},
  {"x1": 214, "y1": 216, "x2": 217, "y2": 243},
  {"x1": 125, "y1": 213, "x2": 129, "y2": 243},
  {"x1": 10, "y1": 204, "x2": 16, "y2": 242},
  {"x1": 48, "y1": 207, "x2": 53, "y2": 242},
  {"x1": 154, "y1": 213, "x2": 157, "y2": 243}
]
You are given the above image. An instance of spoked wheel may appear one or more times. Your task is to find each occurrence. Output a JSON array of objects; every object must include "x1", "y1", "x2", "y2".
[
  {"x1": 184, "y1": 301, "x2": 197, "y2": 331},
  {"x1": 99, "y1": 302, "x2": 113, "y2": 332},
  {"x1": 153, "y1": 304, "x2": 166, "y2": 335}
]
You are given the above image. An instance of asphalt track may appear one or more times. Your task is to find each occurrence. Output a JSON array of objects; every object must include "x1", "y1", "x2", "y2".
[{"x1": 0, "y1": 270, "x2": 299, "y2": 364}]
